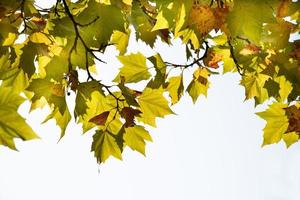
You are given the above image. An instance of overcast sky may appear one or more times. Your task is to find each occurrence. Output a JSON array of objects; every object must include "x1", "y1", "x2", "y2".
[{"x1": 1, "y1": 1, "x2": 300, "y2": 200}]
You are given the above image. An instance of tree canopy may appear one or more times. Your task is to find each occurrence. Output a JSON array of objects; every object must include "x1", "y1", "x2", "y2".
[{"x1": 0, "y1": 0, "x2": 299, "y2": 164}]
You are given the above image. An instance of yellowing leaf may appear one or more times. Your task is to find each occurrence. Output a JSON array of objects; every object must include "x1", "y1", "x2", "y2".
[
  {"x1": 0, "y1": 87, "x2": 39, "y2": 150},
  {"x1": 111, "y1": 30, "x2": 129, "y2": 55},
  {"x1": 227, "y1": 0, "x2": 274, "y2": 43},
  {"x1": 124, "y1": 125, "x2": 152, "y2": 155},
  {"x1": 152, "y1": 11, "x2": 170, "y2": 31},
  {"x1": 2, "y1": 32, "x2": 17, "y2": 46},
  {"x1": 275, "y1": 76, "x2": 292, "y2": 102},
  {"x1": 256, "y1": 102, "x2": 289, "y2": 146},
  {"x1": 239, "y1": 44, "x2": 261, "y2": 56},
  {"x1": 283, "y1": 132, "x2": 299, "y2": 148},
  {"x1": 175, "y1": 3, "x2": 186, "y2": 35},
  {"x1": 43, "y1": 107, "x2": 71, "y2": 139},
  {"x1": 29, "y1": 32, "x2": 52, "y2": 45},
  {"x1": 240, "y1": 73, "x2": 269, "y2": 100},
  {"x1": 122, "y1": 0, "x2": 132, "y2": 6},
  {"x1": 187, "y1": 68, "x2": 210, "y2": 103},
  {"x1": 138, "y1": 87, "x2": 173, "y2": 127},
  {"x1": 80, "y1": 91, "x2": 113, "y2": 133},
  {"x1": 114, "y1": 52, "x2": 151, "y2": 83},
  {"x1": 92, "y1": 130, "x2": 122, "y2": 163},
  {"x1": 167, "y1": 75, "x2": 184, "y2": 105}
]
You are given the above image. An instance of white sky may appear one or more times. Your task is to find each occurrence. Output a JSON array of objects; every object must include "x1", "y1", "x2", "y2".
[{"x1": 1, "y1": 1, "x2": 300, "y2": 200}]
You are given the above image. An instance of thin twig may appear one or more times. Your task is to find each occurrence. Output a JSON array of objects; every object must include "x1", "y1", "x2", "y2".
[
  {"x1": 61, "y1": 0, "x2": 105, "y2": 77},
  {"x1": 228, "y1": 39, "x2": 244, "y2": 75},
  {"x1": 165, "y1": 41, "x2": 210, "y2": 69}
]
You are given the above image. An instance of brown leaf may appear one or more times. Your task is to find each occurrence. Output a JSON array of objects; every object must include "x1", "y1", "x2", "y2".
[
  {"x1": 204, "y1": 50, "x2": 222, "y2": 69},
  {"x1": 120, "y1": 107, "x2": 142, "y2": 127},
  {"x1": 51, "y1": 84, "x2": 65, "y2": 97},
  {"x1": 159, "y1": 29, "x2": 170, "y2": 43},
  {"x1": 277, "y1": 0, "x2": 290, "y2": 18},
  {"x1": 133, "y1": 90, "x2": 142, "y2": 97},
  {"x1": 285, "y1": 105, "x2": 300, "y2": 133},
  {"x1": 89, "y1": 111, "x2": 110, "y2": 126},
  {"x1": 67, "y1": 70, "x2": 79, "y2": 91},
  {"x1": 0, "y1": 6, "x2": 6, "y2": 19}
]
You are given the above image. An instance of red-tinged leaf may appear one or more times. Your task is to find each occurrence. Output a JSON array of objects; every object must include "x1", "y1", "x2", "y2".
[
  {"x1": 239, "y1": 44, "x2": 261, "y2": 56},
  {"x1": 133, "y1": 90, "x2": 142, "y2": 97},
  {"x1": 277, "y1": 0, "x2": 290, "y2": 18},
  {"x1": 285, "y1": 105, "x2": 300, "y2": 133},
  {"x1": 159, "y1": 29, "x2": 169, "y2": 43},
  {"x1": 89, "y1": 111, "x2": 110, "y2": 126},
  {"x1": 120, "y1": 107, "x2": 142, "y2": 127}
]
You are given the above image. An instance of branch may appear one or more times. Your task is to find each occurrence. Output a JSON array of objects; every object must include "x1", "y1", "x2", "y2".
[
  {"x1": 19, "y1": 0, "x2": 33, "y2": 33},
  {"x1": 228, "y1": 40, "x2": 244, "y2": 76},
  {"x1": 165, "y1": 41, "x2": 209, "y2": 69},
  {"x1": 61, "y1": 0, "x2": 105, "y2": 76}
]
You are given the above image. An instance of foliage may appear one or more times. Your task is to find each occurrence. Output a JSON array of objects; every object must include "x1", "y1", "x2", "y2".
[{"x1": 0, "y1": 0, "x2": 299, "y2": 163}]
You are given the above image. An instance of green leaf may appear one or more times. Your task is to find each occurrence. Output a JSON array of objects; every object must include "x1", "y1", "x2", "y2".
[
  {"x1": 227, "y1": 0, "x2": 275, "y2": 43},
  {"x1": 124, "y1": 125, "x2": 152, "y2": 155},
  {"x1": 256, "y1": 102, "x2": 289, "y2": 146},
  {"x1": 74, "y1": 81, "x2": 103, "y2": 118},
  {"x1": 0, "y1": 54, "x2": 29, "y2": 93},
  {"x1": 0, "y1": 87, "x2": 39, "y2": 150},
  {"x1": 138, "y1": 87, "x2": 173, "y2": 127},
  {"x1": 130, "y1": 3, "x2": 158, "y2": 47},
  {"x1": 91, "y1": 130, "x2": 122, "y2": 163},
  {"x1": 27, "y1": 79, "x2": 67, "y2": 114},
  {"x1": 114, "y1": 52, "x2": 151, "y2": 83}
]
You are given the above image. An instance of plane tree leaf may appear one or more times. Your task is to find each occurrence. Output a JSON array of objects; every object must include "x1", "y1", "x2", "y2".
[
  {"x1": 114, "y1": 52, "x2": 151, "y2": 83},
  {"x1": 0, "y1": 87, "x2": 39, "y2": 150},
  {"x1": 0, "y1": 0, "x2": 300, "y2": 163}
]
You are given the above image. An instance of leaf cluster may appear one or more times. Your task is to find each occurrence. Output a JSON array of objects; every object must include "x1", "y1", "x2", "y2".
[{"x1": 0, "y1": 0, "x2": 299, "y2": 163}]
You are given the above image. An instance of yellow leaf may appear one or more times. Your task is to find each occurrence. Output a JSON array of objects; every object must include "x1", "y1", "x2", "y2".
[
  {"x1": 283, "y1": 132, "x2": 299, "y2": 148},
  {"x1": 122, "y1": 0, "x2": 132, "y2": 6},
  {"x1": 29, "y1": 32, "x2": 52, "y2": 45},
  {"x1": 187, "y1": 68, "x2": 210, "y2": 103},
  {"x1": 275, "y1": 76, "x2": 292, "y2": 102},
  {"x1": 92, "y1": 130, "x2": 122, "y2": 163},
  {"x1": 111, "y1": 30, "x2": 129, "y2": 55},
  {"x1": 240, "y1": 73, "x2": 269, "y2": 100},
  {"x1": 256, "y1": 102, "x2": 289, "y2": 146},
  {"x1": 152, "y1": 11, "x2": 169, "y2": 31},
  {"x1": 138, "y1": 87, "x2": 173, "y2": 127},
  {"x1": 2, "y1": 32, "x2": 17, "y2": 46},
  {"x1": 167, "y1": 75, "x2": 184, "y2": 105},
  {"x1": 124, "y1": 125, "x2": 152, "y2": 155},
  {"x1": 114, "y1": 52, "x2": 151, "y2": 83}
]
